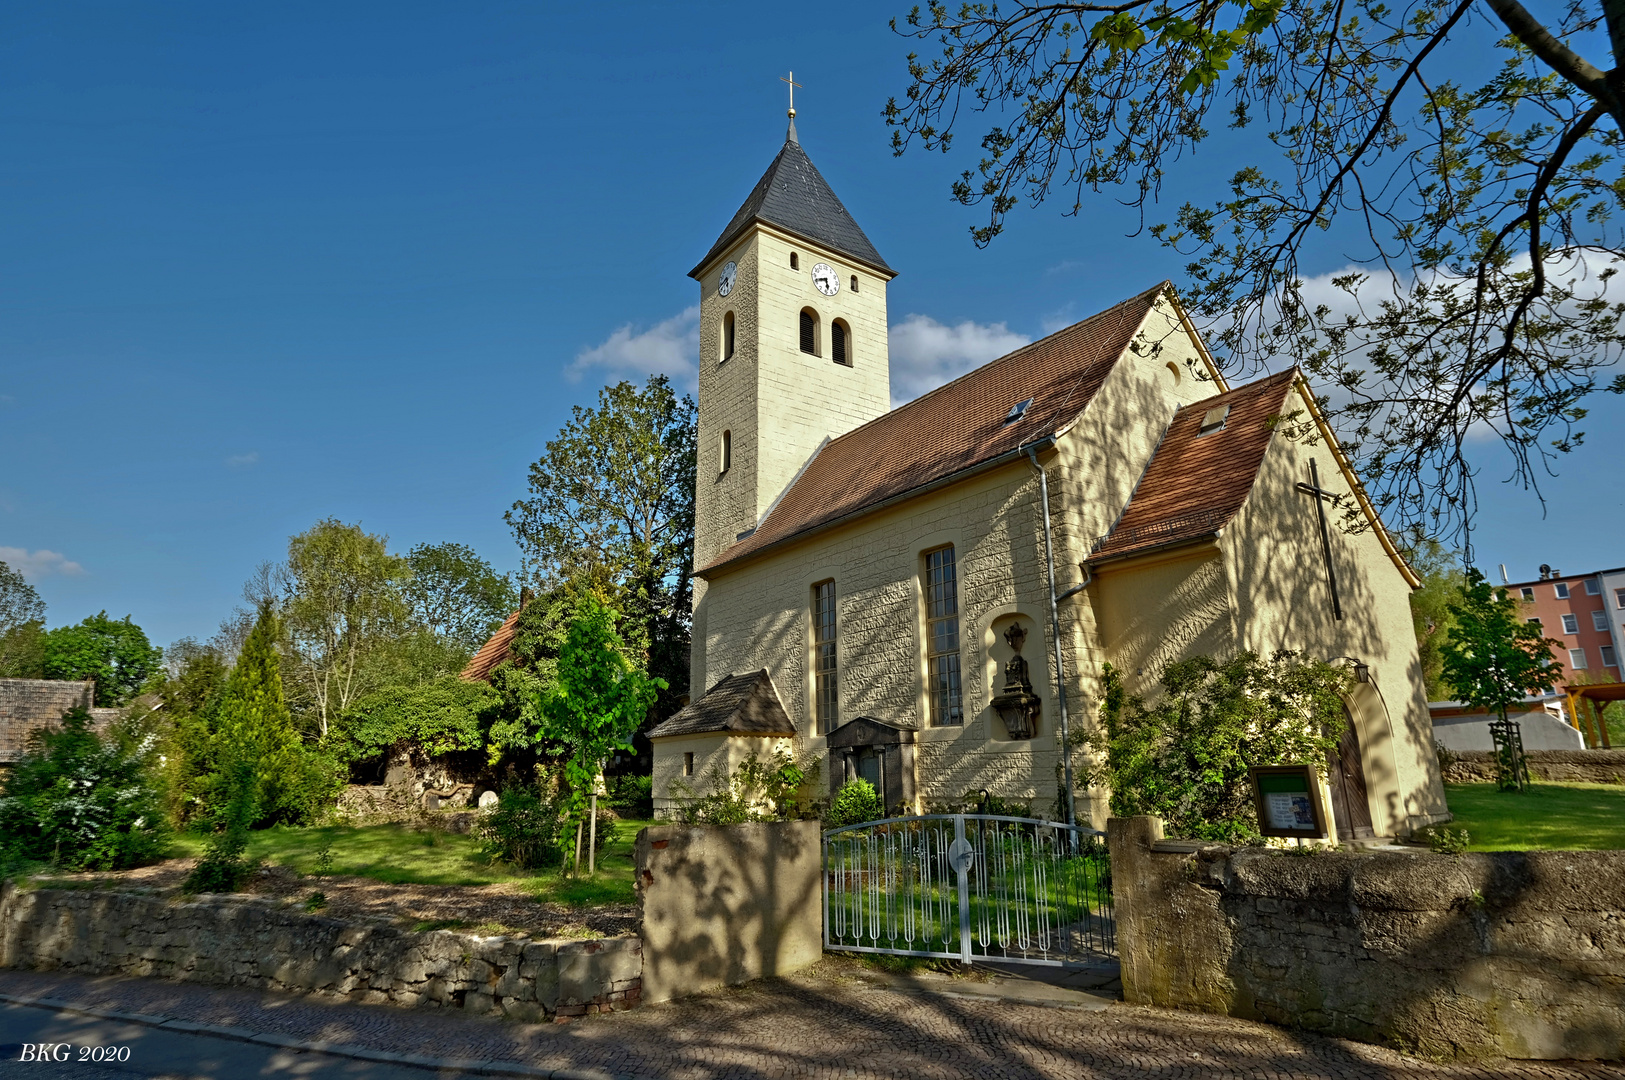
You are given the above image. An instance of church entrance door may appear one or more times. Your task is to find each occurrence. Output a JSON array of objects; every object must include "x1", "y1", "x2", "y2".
[
  {"x1": 1327, "y1": 708, "x2": 1376, "y2": 841},
  {"x1": 822, "y1": 814, "x2": 1115, "y2": 967}
]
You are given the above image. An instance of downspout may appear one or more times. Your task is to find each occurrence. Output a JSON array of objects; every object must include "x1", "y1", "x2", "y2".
[{"x1": 1024, "y1": 444, "x2": 1080, "y2": 829}]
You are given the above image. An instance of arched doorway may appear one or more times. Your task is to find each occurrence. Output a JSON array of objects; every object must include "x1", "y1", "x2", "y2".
[{"x1": 1327, "y1": 704, "x2": 1375, "y2": 840}]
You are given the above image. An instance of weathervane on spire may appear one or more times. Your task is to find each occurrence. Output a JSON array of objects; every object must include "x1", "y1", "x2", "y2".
[{"x1": 781, "y1": 71, "x2": 802, "y2": 144}]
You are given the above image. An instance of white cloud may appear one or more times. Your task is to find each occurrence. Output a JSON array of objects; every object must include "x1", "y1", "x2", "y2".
[
  {"x1": 226, "y1": 451, "x2": 259, "y2": 468},
  {"x1": 888, "y1": 315, "x2": 1032, "y2": 405},
  {"x1": 0, "y1": 546, "x2": 85, "y2": 580},
  {"x1": 568, "y1": 306, "x2": 700, "y2": 392}
]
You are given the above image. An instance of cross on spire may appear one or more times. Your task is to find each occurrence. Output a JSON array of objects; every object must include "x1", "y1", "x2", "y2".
[
  {"x1": 781, "y1": 71, "x2": 802, "y2": 144},
  {"x1": 1296, "y1": 459, "x2": 1345, "y2": 621}
]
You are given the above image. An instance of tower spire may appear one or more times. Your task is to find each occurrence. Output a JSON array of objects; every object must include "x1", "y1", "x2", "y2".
[{"x1": 780, "y1": 70, "x2": 802, "y2": 144}]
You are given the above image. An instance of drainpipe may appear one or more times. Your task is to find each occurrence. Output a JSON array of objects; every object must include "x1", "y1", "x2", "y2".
[{"x1": 1025, "y1": 445, "x2": 1079, "y2": 829}]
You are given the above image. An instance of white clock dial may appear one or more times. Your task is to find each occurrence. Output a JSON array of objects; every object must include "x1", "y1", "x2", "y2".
[
  {"x1": 717, "y1": 261, "x2": 737, "y2": 297},
  {"x1": 811, "y1": 262, "x2": 839, "y2": 296}
]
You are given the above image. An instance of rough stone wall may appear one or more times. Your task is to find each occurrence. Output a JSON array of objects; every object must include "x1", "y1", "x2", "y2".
[
  {"x1": 0, "y1": 884, "x2": 640, "y2": 1022},
  {"x1": 1109, "y1": 816, "x2": 1625, "y2": 1060},
  {"x1": 636, "y1": 821, "x2": 821, "y2": 1003},
  {"x1": 0, "y1": 678, "x2": 94, "y2": 763},
  {"x1": 1443, "y1": 749, "x2": 1625, "y2": 785}
]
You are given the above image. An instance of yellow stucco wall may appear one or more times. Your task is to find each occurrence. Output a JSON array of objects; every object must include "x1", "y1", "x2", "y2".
[{"x1": 651, "y1": 732, "x2": 796, "y2": 819}]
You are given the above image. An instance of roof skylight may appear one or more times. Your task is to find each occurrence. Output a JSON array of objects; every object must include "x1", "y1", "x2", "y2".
[{"x1": 1004, "y1": 398, "x2": 1034, "y2": 425}]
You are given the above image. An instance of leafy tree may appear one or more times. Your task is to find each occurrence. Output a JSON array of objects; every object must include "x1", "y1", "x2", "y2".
[
  {"x1": 1084, "y1": 653, "x2": 1349, "y2": 842},
  {"x1": 484, "y1": 583, "x2": 605, "y2": 761},
  {"x1": 1440, "y1": 568, "x2": 1565, "y2": 726},
  {"x1": 155, "y1": 639, "x2": 230, "y2": 826},
  {"x1": 403, "y1": 542, "x2": 517, "y2": 654},
  {"x1": 531, "y1": 596, "x2": 663, "y2": 820},
  {"x1": 506, "y1": 376, "x2": 695, "y2": 724},
  {"x1": 0, "y1": 706, "x2": 169, "y2": 871},
  {"x1": 1408, "y1": 542, "x2": 1470, "y2": 700},
  {"x1": 0, "y1": 560, "x2": 46, "y2": 678},
  {"x1": 279, "y1": 519, "x2": 411, "y2": 737},
  {"x1": 887, "y1": 0, "x2": 1625, "y2": 549},
  {"x1": 43, "y1": 612, "x2": 163, "y2": 706},
  {"x1": 332, "y1": 675, "x2": 502, "y2": 767}
]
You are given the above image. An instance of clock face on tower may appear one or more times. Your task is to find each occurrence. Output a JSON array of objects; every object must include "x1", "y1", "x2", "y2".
[
  {"x1": 717, "y1": 261, "x2": 738, "y2": 297},
  {"x1": 811, "y1": 262, "x2": 839, "y2": 296}
]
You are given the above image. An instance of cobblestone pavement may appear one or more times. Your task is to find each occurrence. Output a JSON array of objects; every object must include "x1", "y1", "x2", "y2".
[{"x1": 2, "y1": 967, "x2": 1621, "y2": 1080}]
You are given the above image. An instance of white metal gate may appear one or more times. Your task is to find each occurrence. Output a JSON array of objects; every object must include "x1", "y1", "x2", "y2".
[{"x1": 822, "y1": 814, "x2": 1115, "y2": 966}]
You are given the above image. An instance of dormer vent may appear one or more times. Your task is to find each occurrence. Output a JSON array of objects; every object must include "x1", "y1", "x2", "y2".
[{"x1": 1199, "y1": 405, "x2": 1231, "y2": 435}]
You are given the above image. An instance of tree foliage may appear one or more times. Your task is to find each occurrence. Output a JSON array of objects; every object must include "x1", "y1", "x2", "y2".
[
  {"x1": 403, "y1": 541, "x2": 517, "y2": 654},
  {"x1": 1407, "y1": 541, "x2": 1470, "y2": 699},
  {"x1": 1085, "y1": 653, "x2": 1349, "y2": 841},
  {"x1": 506, "y1": 376, "x2": 696, "y2": 720},
  {"x1": 333, "y1": 675, "x2": 502, "y2": 765},
  {"x1": 888, "y1": 0, "x2": 1625, "y2": 549},
  {"x1": 532, "y1": 596, "x2": 663, "y2": 817},
  {"x1": 1440, "y1": 567, "x2": 1565, "y2": 722},
  {"x1": 43, "y1": 612, "x2": 162, "y2": 706},
  {"x1": 0, "y1": 560, "x2": 46, "y2": 678},
  {"x1": 0, "y1": 707, "x2": 169, "y2": 871}
]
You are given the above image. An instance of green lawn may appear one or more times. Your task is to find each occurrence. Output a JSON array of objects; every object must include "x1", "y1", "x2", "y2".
[
  {"x1": 1443, "y1": 783, "x2": 1625, "y2": 851},
  {"x1": 168, "y1": 818, "x2": 655, "y2": 907}
]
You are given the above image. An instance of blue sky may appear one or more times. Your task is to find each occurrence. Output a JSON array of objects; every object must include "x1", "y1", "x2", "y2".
[{"x1": 3, "y1": 2, "x2": 1621, "y2": 649}]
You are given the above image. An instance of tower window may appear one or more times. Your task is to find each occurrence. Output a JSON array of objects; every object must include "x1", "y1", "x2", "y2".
[
  {"x1": 722, "y1": 311, "x2": 735, "y2": 362},
  {"x1": 812, "y1": 580, "x2": 838, "y2": 734},
  {"x1": 850, "y1": 275, "x2": 859, "y2": 293},
  {"x1": 799, "y1": 308, "x2": 819, "y2": 356},
  {"x1": 923, "y1": 546, "x2": 963, "y2": 726},
  {"x1": 720, "y1": 430, "x2": 731, "y2": 474},
  {"x1": 790, "y1": 252, "x2": 799, "y2": 270},
  {"x1": 832, "y1": 320, "x2": 851, "y2": 366}
]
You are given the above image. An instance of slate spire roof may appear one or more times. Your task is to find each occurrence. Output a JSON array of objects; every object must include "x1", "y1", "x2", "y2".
[{"x1": 690, "y1": 131, "x2": 894, "y2": 279}]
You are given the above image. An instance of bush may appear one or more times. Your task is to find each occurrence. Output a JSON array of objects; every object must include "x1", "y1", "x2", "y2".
[
  {"x1": 1424, "y1": 825, "x2": 1471, "y2": 854},
  {"x1": 477, "y1": 788, "x2": 566, "y2": 870},
  {"x1": 185, "y1": 757, "x2": 258, "y2": 893},
  {"x1": 825, "y1": 779, "x2": 883, "y2": 829},
  {"x1": 606, "y1": 774, "x2": 653, "y2": 818},
  {"x1": 0, "y1": 707, "x2": 169, "y2": 871}
]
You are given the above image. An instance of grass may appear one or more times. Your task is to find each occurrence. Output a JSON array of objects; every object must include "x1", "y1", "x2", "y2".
[
  {"x1": 168, "y1": 818, "x2": 655, "y2": 907},
  {"x1": 1442, "y1": 782, "x2": 1625, "y2": 851}
]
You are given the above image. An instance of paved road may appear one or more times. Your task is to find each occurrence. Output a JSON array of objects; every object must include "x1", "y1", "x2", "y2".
[{"x1": 2, "y1": 967, "x2": 1621, "y2": 1080}]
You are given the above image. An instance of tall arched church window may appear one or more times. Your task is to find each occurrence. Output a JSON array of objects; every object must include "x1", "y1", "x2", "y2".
[
  {"x1": 720, "y1": 430, "x2": 731, "y2": 474},
  {"x1": 799, "y1": 309, "x2": 819, "y2": 356},
  {"x1": 923, "y1": 546, "x2": 963, "y2": 726},
  {"x1": 812, "y1": 580, "x2": 838, "y2": 734},
  {"x1": 722, "y1": 311, "x2": 735, "y2": 362},
  {"x1": 832, "y1": 320, "x2": 851, "y2": 367}
]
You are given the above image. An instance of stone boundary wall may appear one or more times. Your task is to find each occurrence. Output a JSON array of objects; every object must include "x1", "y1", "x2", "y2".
[
  {"x1": 0, "y1": 884, "x2": 640, "y2": 1022},
  {"x1": 1109, "y1": 816, "x2": 1625, "y2": 1061},
  {"x1": 636, "y1": 820, "x2": 822, "y2": 1003},
  {"x1": 1442, "y1": 749, "x2": 1625, "y2": 785}
]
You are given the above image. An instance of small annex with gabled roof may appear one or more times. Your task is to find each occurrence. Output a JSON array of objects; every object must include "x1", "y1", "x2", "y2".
[{"x1": 648, "y1": 669, "x2": 796, "y2": 740}]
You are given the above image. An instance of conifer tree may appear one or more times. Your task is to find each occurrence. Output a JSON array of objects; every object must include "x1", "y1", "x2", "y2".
[{"x1": 213, "y1": 601, "x2": 305, "y2": 826}]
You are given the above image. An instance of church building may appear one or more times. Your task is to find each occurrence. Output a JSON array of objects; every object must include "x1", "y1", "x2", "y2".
[{"x1": 644, "y1": 114, "x2": 1450, "y2": 840}]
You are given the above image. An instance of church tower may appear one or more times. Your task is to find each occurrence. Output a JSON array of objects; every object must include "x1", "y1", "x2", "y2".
[{"x1": 688, "y1": 113, "x2": 896, "y2": 575}]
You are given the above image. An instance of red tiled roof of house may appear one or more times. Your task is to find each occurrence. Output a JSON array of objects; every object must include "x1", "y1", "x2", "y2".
[
  {"x1": 701, "y1": 281, "x2": 1173, "y2": 576},
  {"x1": 460, "y1": 608, "x2": 522, "y2": 682},
  {"x1": 1088, "y1": 367, "x2": 1299, "y2": 563}
]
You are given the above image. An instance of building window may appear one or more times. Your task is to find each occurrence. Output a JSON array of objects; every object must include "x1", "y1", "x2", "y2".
[
  {"x1": 1562, "y1": 613, "x2": 1579, "y2": 634},
  {"x1": 1616, "y1": 587, "x2": 1625, "y2": 609},
  {"x1": 832, "y1": 320, "x2": 851, "y2": 366},
  {"x1": 812, "y1": 580, "x2": 838, "y2": 734},
  {"x1": 850, "y1": 275, "x2": 859, "y2": 293},
  {"x1": 1604, "y1": 645, "x2": 1619, "y2": 668},
  {"x1": 1521, "y1": 587, "x2": 1535, "y2": 601},
  {"x1": 1555, "y1": 582, "x2": 1570, "y2": 599},
  {"x1": 1586, "y1": 578, "x2": 1601, "y2": 595},
  {"x1": 1593, "y1": 609, "x2": 1609, "y2": 632},
  {"x1": 799, "y1": 308, "x2": 819, "y2": 356},
  {"x1": 1527, "y1": 617, "x2": 1542, "y2": 628},
  {"x1": 1570, "y1": 647, "x2": 1588, "y2": 670},
  {"x1": 923, "y1": 546, "x2": 963, "y2": 727},
  {"x1": 722, "y1": 311, "x2": 735, "y2": 362},
  {"x1": 790, "y1": 252, "x2": 799, "y2": 270},
  {"x1": 719, "y1": 430, "x2": 731, "y2": 474},
  {"x1": 683, "y1": 752, "x2": 694, "y2": 777}
]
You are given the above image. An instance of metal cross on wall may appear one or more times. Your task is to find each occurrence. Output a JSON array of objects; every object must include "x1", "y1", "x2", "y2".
[{"x1": 1296, "y1": 459, "x2": 1344, "y2": 621}]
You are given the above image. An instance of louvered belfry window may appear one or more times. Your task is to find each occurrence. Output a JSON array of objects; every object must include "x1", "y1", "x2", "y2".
[
  {"x1": 832, "y1": 322, "x2": 848, "y2": 366},
  {"x1": 924, "y1": 546, "x2": 963, "y2": 726},
  {"x1": 812, "y1": 580, "x2": 838, "y2": 733},
  {"x1": 800, "y1": 310, "x2": 817, "y2": 355}
]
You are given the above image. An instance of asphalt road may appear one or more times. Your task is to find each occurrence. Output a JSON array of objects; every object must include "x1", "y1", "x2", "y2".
[{"x1": 0, "y1": 1001, "x2": 446, "y2": 1080}]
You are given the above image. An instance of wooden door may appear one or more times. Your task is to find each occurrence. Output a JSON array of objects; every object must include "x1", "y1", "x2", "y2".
[{"x1": 1327, "y1": 707, "x2": 1375, "y2": 840}]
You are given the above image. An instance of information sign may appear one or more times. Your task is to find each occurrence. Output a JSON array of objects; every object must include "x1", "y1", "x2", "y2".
[{"x1": 1250, "y1": 765, "x2": 1329, "y2": 840}]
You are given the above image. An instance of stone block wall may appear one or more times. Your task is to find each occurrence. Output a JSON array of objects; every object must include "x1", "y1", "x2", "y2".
[
  {"x1": 1109, "y1": 816, "x2": 1625, "y2": 1060},
  {"x1": 1442, "y1": 749, "x2": 1625, "y2": 786},
  {"x1": 636, "y1": 821, "x2": 821, "y2": 1003},
  {"x1": 0, "y1": 884, "x2": 640, "y2": 1022}
]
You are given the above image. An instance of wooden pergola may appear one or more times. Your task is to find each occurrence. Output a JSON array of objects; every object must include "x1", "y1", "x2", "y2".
[{"x1": 1564, "y1": 682, "x2": 1624, "y2": 748}]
